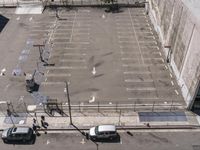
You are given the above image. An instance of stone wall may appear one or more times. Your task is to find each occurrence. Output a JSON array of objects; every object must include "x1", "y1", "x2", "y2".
[{"x1": 148, "y1": 0, "x2": 200, "y2": 108}]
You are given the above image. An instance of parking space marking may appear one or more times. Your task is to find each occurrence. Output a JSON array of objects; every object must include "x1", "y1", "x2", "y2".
[
  {"x1": 121, "y1": 51, "x2": 161, "y2": 55},
  {"x1": 122, "y1": 64, "x2": 165, "y2": 67},
  {"x1": 124, "y1": 71, "x2": 151, "y2": 74},
  {"x1": 128, "y1": 97, "x2": 159, "y2": 100},
  {"x1": 45, "y1": 73, "x2": 71, "y2": 77},
  {"x1": 170, "y1": 73, "x2": 173, "y2": 78},
  {"x1": 171, "y1": 81, "x2": 174, "y2": 86},
  {"x1": 126, "y1": 87, "x2": 156, "y2": 91},
  {"x1": 175, "y1": 90, "x2": 179, "y2": 95},
  {"x1": 60, "y1": 59, "x2": 86, "y2": 62},
  {"x1": 46, "y1": 66, "x2": 87, "y2": 70},
  {"x1": 16, "y1": 16, "x2": 20, "y2": 20},
  {"x1": 125, "y1": 79, "x2": 154, "y2": 82},
  {"x1": 41, "y1": 82, "x2": 65, "y2": 85}
]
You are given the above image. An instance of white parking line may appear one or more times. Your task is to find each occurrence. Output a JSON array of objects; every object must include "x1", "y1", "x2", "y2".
[
  {"x1": 124, "y1": 71, "x2": 151, "y2": 74},
  {"x1": 128, "y1": 97, "x2": 158, "y2": 100},
  {"x1": 122, "y1": 58, "x2": 164, "y2": 61},
  {"x1": 41, "y1": 82, "x2": 65, "y2": 85},
  {"x1": 175, "y1": 90, "x2": 179, "y2": 95},
  {"x1": 123, "y1": 64, "x2": 165, "y2": 67},
  {"x1": 46, "y1": 66, "x2": 87, "y2": 70},
  {"x1": 170, "y1": 73, "x2": 173, "y2": 78},
  {"x1": 126, "y1": 88, "x2": 156, "y2": 91},
  {"x1": 140, "y1": 46, "x2": 159, "y2": 49},
  {"x1": 139, "y1": 41, "x2": 158, "y2": 44},
  {"x1": 125, "y1": 79, "x2": 154, "y2": 82},
  {"x1": 45, "y1": 73, "x2": 71, "y2": 77},
  {"x1": 60, "y1": 59, "x2": 86, "y2": 62}
]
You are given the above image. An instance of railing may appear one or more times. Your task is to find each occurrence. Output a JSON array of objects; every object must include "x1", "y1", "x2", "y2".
[
  {"x1": 0, "y1": 0, "x2": 19, "y2": 7},
  {"x1": 59, "y1": 101, "x2": 186, "y2": 113},
  {"x1": 0, "y1": 100, "x2": 186, "y2": 116}
]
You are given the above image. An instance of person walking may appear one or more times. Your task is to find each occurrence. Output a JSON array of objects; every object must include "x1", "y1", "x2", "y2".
[{"x1": 41, "y1": 116, "x2": 49, "y2": 134}]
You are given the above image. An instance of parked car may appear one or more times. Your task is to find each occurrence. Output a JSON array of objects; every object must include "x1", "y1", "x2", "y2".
[
  {"x1": 1, "y1": 126, "x2": 33, "y2": 143},
  {"x1": 89, "y1": 125, "x2": 117, "y2": 140}
]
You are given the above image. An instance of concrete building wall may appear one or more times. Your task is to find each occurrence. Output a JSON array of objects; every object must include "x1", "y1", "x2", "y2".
[{"x1": 148, "y1": 0, "x2": 200, "y2": 107}]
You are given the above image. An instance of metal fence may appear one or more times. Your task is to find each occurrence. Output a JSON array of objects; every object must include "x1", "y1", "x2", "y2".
[
  {"x1": 60, "y1": 101, "x2": 186, "y2": 113},
  {"x1": 0, "y1": 0, "x2": 19, "y2": 7},
  {"x1": 0, "y1": 100, "x2": 186, "y2": 116}
]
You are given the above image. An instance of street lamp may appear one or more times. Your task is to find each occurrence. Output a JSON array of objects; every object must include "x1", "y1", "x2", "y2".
[{"x1": 64, "y1": 82, "x2": 72, "y2": 125}]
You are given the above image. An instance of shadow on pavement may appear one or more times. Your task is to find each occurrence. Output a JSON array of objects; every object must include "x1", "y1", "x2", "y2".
[
  {"x1": 90, "y1": 134, "x2": 121, "y2": 143},
  {"x1": 0, "y1": 15, "x2": 9, "y2": 32},
  {"x1": 3, "y1": 134, "x2": 36, "y2": 145}
]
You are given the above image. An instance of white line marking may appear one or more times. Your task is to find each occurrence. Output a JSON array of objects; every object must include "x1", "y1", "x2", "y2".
[
  {"x1": 125, "y1": 79, "x2": 153, "y2": 82},
  {"x1": 126, "y1": 88, "x2": 156, "y2": 91},
  {"x1": 60, "y1": 59, "x2": 86, "y2": 62},
  {"x1": 41, "y1": 82, "x2": 65, "y2": 85},
  {"x1": 175, "y1": 90, "x2": 179, "y2": 95},
  {"x1": 171, "y1": 81, "x2": 174, "y2": 86},
  {"x1": 46, "y1": 66, "x2": 87, "y2": 70},
  {"x1": 128, "y1": 97, "x2": 159, "y2": 100},
  {"x1": 124, "y1": 71, "x2": 151, "y2": 74},
  {"x1": 16, "y1": 16, "x2": 20, "y2": 20},
  {"x1": 45, "y1": 73, "x2": 71, "y2": 77},
  {"x1": 170, "y1": 73, "x2": 173, "y2": 78}
]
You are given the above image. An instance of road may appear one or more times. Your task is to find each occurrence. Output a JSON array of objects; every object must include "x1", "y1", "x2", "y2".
[{"x1": 0, "y1": 131, "x2": 200, "y2": 150}]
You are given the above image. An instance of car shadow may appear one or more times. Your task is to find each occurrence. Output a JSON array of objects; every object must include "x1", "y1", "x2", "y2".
[
  {"x1": 90, "y1": 134, "x2": 121, "y2": 143},
  {"x1": 3, "y1": 134, "x2": 36, "y2": 145}
]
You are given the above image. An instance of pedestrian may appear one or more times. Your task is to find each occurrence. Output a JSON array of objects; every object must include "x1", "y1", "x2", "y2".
[
  {"x1": 56, "y1": 8, "x2": 60, "y2": 19},
  {"x1": 41, "y1": 116, "x2": 49, "y2": 134},
  {"x1": 32, "y1": 118, "x2": 40, "y2": 136}
]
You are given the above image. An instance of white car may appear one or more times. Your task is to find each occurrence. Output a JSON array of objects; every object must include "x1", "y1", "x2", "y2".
[{"x1": 89, "y1": 125, "x2": 117, "y2": 140}]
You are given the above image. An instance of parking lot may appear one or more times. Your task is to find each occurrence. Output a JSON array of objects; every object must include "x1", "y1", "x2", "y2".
[{"x1": 0, "y1": 7, "x2": 185, "y2": 107}]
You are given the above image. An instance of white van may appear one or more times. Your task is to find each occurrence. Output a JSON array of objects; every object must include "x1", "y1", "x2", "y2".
[{"x1": 89, "y1": 125, "x2": 117, "y2": 140}]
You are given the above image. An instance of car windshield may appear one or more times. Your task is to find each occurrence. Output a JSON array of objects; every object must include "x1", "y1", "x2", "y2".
[
  {"x1": 95, "y1": 126, "x2": 99, "y2": 135},
  {"x1": 7, "y1": 128, "x2": 13, "y2": 136}
]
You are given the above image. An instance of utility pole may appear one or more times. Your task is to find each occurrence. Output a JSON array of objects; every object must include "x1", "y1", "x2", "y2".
[
  {"x1": 6, "y1": 102, "x2": 15, "y2": 127},
  {"x1": 64, "y1": 82, "x2": 72, "y2": 125}
]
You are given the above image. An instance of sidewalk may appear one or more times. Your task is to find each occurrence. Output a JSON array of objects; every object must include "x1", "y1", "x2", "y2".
[{"x1": 0, "y1": 110, "x2": 199, "y2": 131}]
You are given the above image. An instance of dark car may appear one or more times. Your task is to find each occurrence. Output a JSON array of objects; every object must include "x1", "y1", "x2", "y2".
[{"x1": 1, "y1": 127, "x2": 33, "y2": 143}]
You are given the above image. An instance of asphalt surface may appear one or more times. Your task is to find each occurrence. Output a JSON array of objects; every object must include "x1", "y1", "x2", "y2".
[
  {"x1": 0, "y1": 7, "x2": 185, "y2": 110},
  {"x1": 0, "y1": 131, "x2": 200, "y2": 150}
]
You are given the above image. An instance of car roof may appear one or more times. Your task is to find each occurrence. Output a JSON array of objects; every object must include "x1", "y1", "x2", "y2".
[
  {"x1": 98, "y1": 125, "x2": 116, "y2": 132},
  {"x1": 12, "y1": 127, "x2": 30, "y2": 134}
]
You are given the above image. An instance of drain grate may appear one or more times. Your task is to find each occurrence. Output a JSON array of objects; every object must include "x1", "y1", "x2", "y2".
[{"x1": 138, "y1": 112, "x2": 187, "y2": 122}]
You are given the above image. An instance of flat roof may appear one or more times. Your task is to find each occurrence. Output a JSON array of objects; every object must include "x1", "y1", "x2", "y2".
[{"x1": 98, "y1": 125, "x2": 116, "y2": 132}]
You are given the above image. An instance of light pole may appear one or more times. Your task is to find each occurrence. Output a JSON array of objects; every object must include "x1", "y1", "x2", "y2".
[
  {"x1": 64, "y1": 82, "x2": 72, "y2": 125},
  {"x1": 6, "y1": 102, "x2": 15, "y2": 127}
]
